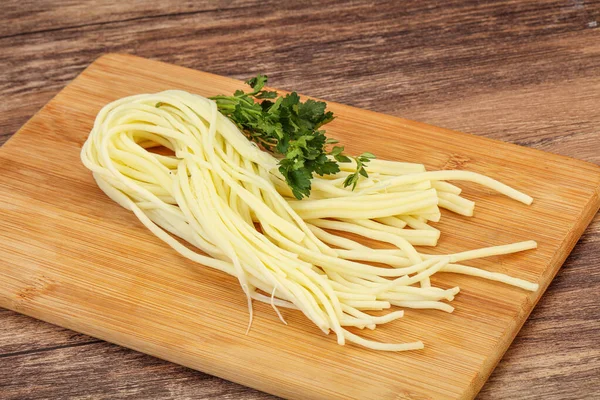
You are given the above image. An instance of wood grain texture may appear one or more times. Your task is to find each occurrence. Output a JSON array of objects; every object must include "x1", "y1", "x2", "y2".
[
  {"x1": 0, "y1": 1, "x2": 599, "y2": 399},
  {"x1": 1, "y1": 53, "x2": 599, "y2": 400}
]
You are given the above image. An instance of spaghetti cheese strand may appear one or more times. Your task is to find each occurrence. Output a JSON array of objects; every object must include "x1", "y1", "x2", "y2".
[{"x1": 81, "y1": 90, "x2": 539, "y2": 352}]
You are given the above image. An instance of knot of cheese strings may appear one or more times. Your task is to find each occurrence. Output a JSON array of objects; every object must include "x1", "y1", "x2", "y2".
[{"x1": 81, "y1": 90, "x2": 537, "y2": 351}]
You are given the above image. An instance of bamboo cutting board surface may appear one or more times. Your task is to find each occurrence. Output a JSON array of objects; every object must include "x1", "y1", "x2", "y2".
[{"x1": 0, "y1": 54, "x2": 599, "y2": 400}]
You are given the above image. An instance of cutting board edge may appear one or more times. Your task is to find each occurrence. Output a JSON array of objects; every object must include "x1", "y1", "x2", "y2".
[
  {"x1": 0, "y1": 93, "x2": 60, "y2": 155},
  {"x1": 91, "y1": 53, "x2": 600, "y2": 175},
  {"x1": 3, "y1": 52, "x2": 600, "y2": 179},
  {"x1": 0, "y1": 54, "x2": 106, "y2": 155},
  {"x1": 466, "y1": 188, "x2": 600, "y2": 400}
]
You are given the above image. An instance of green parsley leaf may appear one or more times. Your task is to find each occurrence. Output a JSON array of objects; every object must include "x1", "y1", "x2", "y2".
[
  {"x1": 211, "y1": 75, "x2": 375, "y2": 198},
  {"x1": 245, "y1": 75, "x2": 268, "y2": 94},
  {"x1": 331, "y1": 146, "x2": 344, "y2": 156},
  {"x1": 342, "y1": 152, "x2": 376, "y2": 190},
  {"x1": 313, "y1": 160, "x2": 340, "y2": 175},
  {"x1": 334, "y1": 154, "x2": 352, "y2": 163}
]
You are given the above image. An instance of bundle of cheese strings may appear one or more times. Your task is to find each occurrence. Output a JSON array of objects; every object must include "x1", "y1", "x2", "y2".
[{"x1": 81, "y1": 90, "x2": 538, "y2": 351}]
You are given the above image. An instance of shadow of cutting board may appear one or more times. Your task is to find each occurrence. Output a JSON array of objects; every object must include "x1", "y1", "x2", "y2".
[{"x1": 0, "y1": 54, "x2": 599, "y2": 400}]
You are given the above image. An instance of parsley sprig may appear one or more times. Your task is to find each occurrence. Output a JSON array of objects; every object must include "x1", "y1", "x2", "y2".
[
  {"x1": 210, "y1": 75, "x2": 374, "y2": 199},
  {"x1": 343, "y1": 152, "x2": 376, "y2": 190}
]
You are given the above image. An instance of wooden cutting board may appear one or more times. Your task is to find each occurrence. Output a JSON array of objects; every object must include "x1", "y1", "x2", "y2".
[{"x1": 1, "y1": 54, "x2": 599, "y2": 400}]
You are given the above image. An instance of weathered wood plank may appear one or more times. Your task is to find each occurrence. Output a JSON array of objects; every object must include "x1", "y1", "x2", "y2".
[
  {"x1": 0, "y1": 0, "x2": 256, "y2": 38},
  {"x1": 0, "y1": 311, "x2": 98, "y2": 355},
  {"x1": 1, "y1": 0, "x2": 599, "y2": 398},
  {"x1": 2, "y1": 0, "x2": 599, "y2": 153},
  {"x1": 0, "y1": 341, "x2": 277, "y2": 400},
  {"x1": 481, "y1": 222, "x2": 600, "y2": 399}
]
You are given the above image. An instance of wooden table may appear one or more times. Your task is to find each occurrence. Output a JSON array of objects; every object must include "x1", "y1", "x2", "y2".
[{"x1": 1, "y1": 1, "x2": 598, "y2": 399}]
